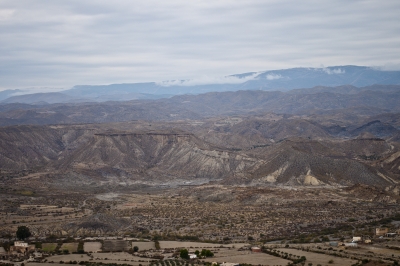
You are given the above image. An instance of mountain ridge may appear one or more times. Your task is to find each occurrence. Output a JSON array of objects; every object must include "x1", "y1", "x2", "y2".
[
  {"x1": 0, "y1": 86, "x2": 399, "y2": 126},
  {"x1": 2, "y1": 65, "x2": 400, "y2": 104}
]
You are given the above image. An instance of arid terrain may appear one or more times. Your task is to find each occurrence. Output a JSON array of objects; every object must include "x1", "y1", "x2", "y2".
[{"x1": 1, "y1": 85, "x2": 400, "y2": 265}]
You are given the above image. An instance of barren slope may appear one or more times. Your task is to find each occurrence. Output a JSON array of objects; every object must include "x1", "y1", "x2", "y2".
[{"x1": 55, "y1": 131, "x2": 258, "y2": 181}]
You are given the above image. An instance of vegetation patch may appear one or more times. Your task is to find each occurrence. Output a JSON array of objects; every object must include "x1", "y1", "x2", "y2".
[
  {"x1": 42, "y1": 243, "x2": 58, "y2": 252},
  {"x1": 61, "y1": 243, "x2": 79, "y2": 253},
  {"x1": 17, "y1": 190, "x2": 34, "y2": 196}
]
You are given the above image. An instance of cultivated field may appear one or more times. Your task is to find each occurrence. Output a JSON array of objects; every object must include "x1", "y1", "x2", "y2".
[
  {"x1": 277, "y1": 248, "x2": 357, "y2": 266},
  {"x1": 131, "y1": 241, "x2": 155, "y2": 250},
  {"x1": 83, "y1": 242, "x2": 102, "y2": 253},
  {"x1": 46, "y1": 252, "x2": 151, "y2": 266},
  {"x1": 203, "y1": 248, "x2": 291, "y2": 266},
  {"x1": 159, "y1": 241, "x2": 229, "y2": 249},
  {"x1": 47, "y1": 254, "x2": 91, "y2": 262},
  {"x1": 41, "y1": 243, "x2": 58, "y2": 252},
  {"x1": 91, "y1": 252, "x2": 152, "y2": 265},
  {"x1": 60, "y1": 243, "x2": 78, "y2": 253}
]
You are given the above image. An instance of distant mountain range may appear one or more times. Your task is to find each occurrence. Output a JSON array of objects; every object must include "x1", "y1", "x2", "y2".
[
  {"x1": 0, "y1": 84, "x2": 399, "y2": 127},
  {"x1": 1, "y1": 65, "x2": 400, "y2": 104}
]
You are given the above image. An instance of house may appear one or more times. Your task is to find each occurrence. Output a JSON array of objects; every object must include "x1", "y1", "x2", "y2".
[
  {"x1": 14, "y1": 241, "x2": 29, "y2": 247},
  {"x1": 352, "y1": 236, "x2": 362, "y2": 242},
  {"x1": 189, "y1": 254, "x2": 197, "y2": 259},
  {"x1": 10, "y1": 241, "x2": 34, "y2": 254},
  {"x1": 251, "y1": 247, "x2": 261, "y2": 252}
]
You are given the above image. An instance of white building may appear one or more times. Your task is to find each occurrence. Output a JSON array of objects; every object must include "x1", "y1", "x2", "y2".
[{"x1": 14, "y1": 241, "x2": 29, "y2": 247}]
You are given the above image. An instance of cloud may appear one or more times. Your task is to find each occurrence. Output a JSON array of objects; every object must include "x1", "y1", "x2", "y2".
[
  {"x1": 266, "y1": 73, "x2": 283, "y2": 80},
  {"x1": 0, "y1": 0, "x2": 400, "y2": 90},
  {"x1": 3, "y1": 87, "x2": 64, "y2": 96},
  {"x1": 374, "y1": 63, "x2": 400, "y2": 71},
  {"x1": 322, "y1": 68, "x2": 345, "y2": 75},
  {"x1": 0, "y1": 8, "x2": 14, "y2": 21},
  {"x1": 157, "y1": 72, "x2": 259, "y2": 86}
]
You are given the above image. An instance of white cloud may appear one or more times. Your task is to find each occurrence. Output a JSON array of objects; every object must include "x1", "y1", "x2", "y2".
[
  {"x1": 157, "y1": 72, "x2": 259, "y2": 86},
  {"x1": 375, "y1": 63, "x2": 400, "y2": 71},
  {"x1": 266, "y1": 73, "x2": 283, "y2": 80},
  {"x1": 5, "y1": 87, "x2": 64, "y2": 96},
  {"x1": 322, "y1": 68, "x2": 345, "y2": 75}
]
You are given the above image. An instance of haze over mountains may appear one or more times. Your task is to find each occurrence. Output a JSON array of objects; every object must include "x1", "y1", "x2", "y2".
[
  {"x1": 1, "y1": 65, "x2": 400, "y2": 104},
  {"x1": 0, "y1": 84, "x2": 399, "y2": 127}
]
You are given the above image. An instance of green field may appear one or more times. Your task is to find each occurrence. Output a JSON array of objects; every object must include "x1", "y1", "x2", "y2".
[
  {"x1": 60, "y1": 243, "x2": 78, "y2": 253},
  {"x1": 42, "y1": 243, "x2": 58, "y2": 252}
]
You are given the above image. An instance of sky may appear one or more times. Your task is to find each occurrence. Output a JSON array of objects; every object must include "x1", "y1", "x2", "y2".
[{"x1": 0, "y1": 0, "x2": 400, "y2": 91}]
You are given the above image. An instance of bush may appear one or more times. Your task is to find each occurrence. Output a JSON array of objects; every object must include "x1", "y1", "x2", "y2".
[
  {"x1": 200, "y1": 249, "x2": 214, "y2": 257},
  {"x1": 180, "y1": 249, "x2": 189, "y2": 260}
]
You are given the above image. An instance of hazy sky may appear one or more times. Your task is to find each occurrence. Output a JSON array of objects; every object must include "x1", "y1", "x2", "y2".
[{"x1": 1, "y1": 0, "x2": 400, "y2": 91}]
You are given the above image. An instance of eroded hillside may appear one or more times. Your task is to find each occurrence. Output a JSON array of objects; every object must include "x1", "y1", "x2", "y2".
[{"x1": 0, "y1": 113, "x2": 399, "y2": 189}]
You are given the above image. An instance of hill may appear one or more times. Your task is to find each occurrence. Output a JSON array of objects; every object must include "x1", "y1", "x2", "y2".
[
  {"x1": 0, "y1": 120, "x2": 399, "y2": 188},
  {"x1": 0, "y1": 85, "x2": 399, "y2": 126},
  {"x1": 0, "y1": 92, "x2": 82, "y2": 104}
]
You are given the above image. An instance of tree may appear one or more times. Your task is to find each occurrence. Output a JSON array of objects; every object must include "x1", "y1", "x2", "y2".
[
  {"x1": 180, "y1": 249, "x2": 189, "y2": 259},
  {"x1": 16, "y1": 226, "x2": 31, "y2": 240},
  {"x1": 200, "y1": 249, "x2": 214, "y2": 257},
  {"x1": 133, "y1": 246, "x2": 139, "y2": 252}
]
